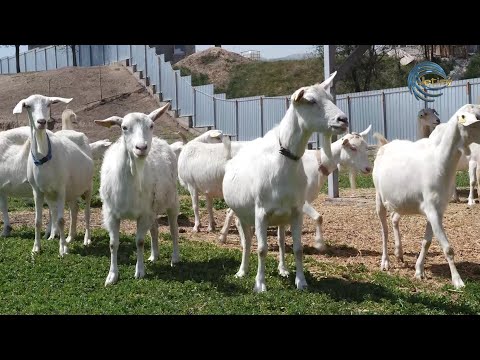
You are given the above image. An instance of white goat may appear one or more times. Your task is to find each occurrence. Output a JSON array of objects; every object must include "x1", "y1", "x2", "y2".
[
  {"x1": 0, "y1": 126, "x2": 36, "y2": 237},
  {"x1": 218, "y1": 126, "x2": 372, "y2": 253},
  {"x1": 177, "y1": 131, "x2": 243, "y2": 232},
  {"x1": 372, "y1": 104, "x2": 480, "y2": 289},
  {"x1": 451, "y1": 143, "x2": 480, "y2": 205},
  {"x1": 13, "y1": 95, "x2": 94, "y2": 256},
  {"x1": 60, "y1": 108, "x2": 112, "y2": 160},
  {"x1": 222, "y1": 72, "x2": 348, "y2": 292},
  {"x1": 170, "y1": 130, "x2": 223, "y2": 163},
  {"x1": 95, "y1": 103, "x2": 179, "y2": 286},
  {"x1": 347, "y1": 108, "x2": 440, "y2": 189}
]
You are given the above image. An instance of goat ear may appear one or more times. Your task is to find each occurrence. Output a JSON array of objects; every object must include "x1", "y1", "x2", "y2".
[
  {"x1": 293, "y1": 88, "x2": 305, "y2": 102},
  {"x1": 320, "y1": 71, "x2": 337, "y2": 91},
  {"x1": 209, "y1": 130, "x2": 223, "y2": 138},
  {"x1": 49, "y1": 97, "x2": 73, "y2": 105},
  {"x1": 342, "y1": 138, "x2": 357, "y2": 151},
  {"x1": 94, "y1": 116, "x2": 123, "y2": 128},
  {"x1": 148, "y1": 103, "x2": 170, "y2": 122},
  {"x1": 359, "y1": 124, "x2": 372, "y2": 138},
  {"x1": 13, "y1": 99, "x2": 25, "y2": 114},
  {"x1": 458, "y1": 112, "x2": 480, "y2": 127}
]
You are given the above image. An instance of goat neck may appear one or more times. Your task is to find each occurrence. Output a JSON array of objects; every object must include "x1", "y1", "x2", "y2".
[
  {"x1": 26, "y1": 107, "x2": 49, "y2": 158},
  {"x1": 435, "y1": 119, "x2": 464, "y2": 183},
  {"x1": 278, "y1": 107, "x2": 311, "y2": 161},
  {"x1": 317, "y1": 139, "x2": 342, "y2": 175}
]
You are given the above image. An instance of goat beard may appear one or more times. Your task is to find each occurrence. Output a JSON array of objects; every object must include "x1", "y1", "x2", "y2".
[
  {"x1": 35, "y1": 130, "x2": 48, "y2": 157},
  {"x1": 128, "y1": 151, "x2": 146, "y2": 192}
]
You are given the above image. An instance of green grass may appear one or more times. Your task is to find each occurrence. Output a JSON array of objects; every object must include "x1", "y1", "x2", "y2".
[
  {"x1": 225, "y1": 58, "x2": 324, "y2": 98},
  {"x1": 0, "y1": 227, "x2": 479, "y2": 314}
]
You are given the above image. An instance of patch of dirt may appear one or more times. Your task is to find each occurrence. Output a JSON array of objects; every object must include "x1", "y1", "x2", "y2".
[
  {"x1": 175, "y1": 47, "x2": 252, "y2": 90},
  {"x1": 0, "y1": 64, "x2": 189, "y2": 144},
  {"x1": 7, "y1": 188, "x2": 480, "y2": 290}
]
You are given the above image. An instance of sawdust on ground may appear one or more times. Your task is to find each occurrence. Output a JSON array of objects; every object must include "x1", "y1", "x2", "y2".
[{"x1": 7, "y1": 187, "x2": 480, "y2": 290}]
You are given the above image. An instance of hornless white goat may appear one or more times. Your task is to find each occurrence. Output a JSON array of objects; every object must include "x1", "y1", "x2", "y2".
[
  {"x1": 347, "y1": 108, "x2": 441, "y2": 189},
  {"x1": 218, "y1": 125, "x2": 373, "y2": 256},
  {"x1": 372, "y1": 104, "x2": 480, "y2": 289},
  {"x1": 13, "y1": 95, "x2": 94, "y2": 256},
  {"x1": 177, "y1": 131, "x2": 243, "y2": 232},
  {"x1": 451, "y1": 142, "x2": 480, "y2": 206},
  {"x1": 170, "y1": 130, "x2": 223, "y2": 163},
  {"x1": 60, "y1": 108, "x2": 112, "y2": 160},
  {"x1": 222, "y1": 72, "x2": 348, "y2": 292},
  {"x1": 95, "y1": 103, "x2": 179, "y2": 286}
]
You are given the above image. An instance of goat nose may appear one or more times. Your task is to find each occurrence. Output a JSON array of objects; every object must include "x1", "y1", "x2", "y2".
[
  {"x1": 436, "y1": 119, "x2": 440, "y2": 124},
  {"x1": 337, "y1": 115, "x2": 348, "y2": 125},
  {"x1": 136, "y1": 144, "x2": 148, "y2": 151},
  {"x1": 37, "y1": 119, "x2": 46, "y2": 125}
]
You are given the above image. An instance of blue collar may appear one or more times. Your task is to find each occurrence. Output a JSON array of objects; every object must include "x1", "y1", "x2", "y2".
[{"x1": 31, "y1": 133, "x2": 52, "y2": 166}]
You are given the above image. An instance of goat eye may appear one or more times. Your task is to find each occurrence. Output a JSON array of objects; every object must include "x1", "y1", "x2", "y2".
[
  {"x1": 150, "y1": 124, "x2": 154, "y2": 129},
  {"x1": 122, "y1": 126, "x2": 128, "y2": 131},
  {"x1": 462, "y1": 115, "x2": 466, "y2": 119}
]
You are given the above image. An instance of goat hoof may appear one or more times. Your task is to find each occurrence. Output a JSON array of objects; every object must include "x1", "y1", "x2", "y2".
[
  {"x1": 148, "y1": 254, "x2": 158, "y2": 262},
  {"x1": 105, "y1": 272, "x2": 119, "y2": 286},
  {"x1": 171, "y1": 255, "x2": 180, "y2": 267},
  {"x1": 253, "y1": 281, "x2": 267, "y2": 293},
  {"x1": 2, "y1": 225, "x2": 12, "y2": 237},
  {"x1": 134, "y1": 268, "x2": 145, "y2": 279},
  {"x1": 414, "y1": 271, "x2": 426, "y2": 280},
  {"x1": 84, "y1": 238, "x2": 92, "y2": 246},
  {"x1": 452, "y1": 276, "x2": 465, "y2": 289},
  {"x1": 314, "y1": 242, "x2": 328, "y2": 254},
  {"x1": 468, "y1": 200, "x2": 475, "y2": 206},
  {"x1": 192, "y1": 226, "x2": 200, "y2": 233},
  {"x1": 207, "y1": 226, "x2": 215, "y2": 232},
  {"x1": 295, "y1": 277, "x2": 308, "y2": 290},
  {"x1": 235, "y1": 269, "x2": 246, "y2": 278},
  {"x1": 65, "y1": 236, "x2": 73, "y2": 244},
  {"x1": 47, "y1": 234, "x2": 56, "y2": 241},
  {"x1": 217, "y1": 234, "x2": 227, "y2": 244},
  {"x1": 32, "y1": 245, "x2": 41, "y2": 254},
  {"x1": 278, "y1": 267, "x2": 290, "y2": 277},
  {"x1": 381, "y1": 258, "x2": 390, "y2": 271}
]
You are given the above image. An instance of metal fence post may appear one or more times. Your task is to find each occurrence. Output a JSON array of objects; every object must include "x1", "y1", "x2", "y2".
[
  {"x1": 347, "y1": 95, "x2": 352, "y2": 131},
  {"x1": 7, "y1": 57, "x2": 9, "y2": 74},
  {"x1": 25, "y1": 52, "x2": 28, "y2": 71},
  {"x1": 382, "y1": 91, "x2": 387, "y2": 139},
  {"x1": 213, "y1": 96, "x2": 217, "y2": 129},
  {"x1": 174, "y1": 71, "x2": 179, "y2": 117},
  {"x1": 235, "y1": 100, "x2": 239, "y2": 140},
  {"x1": 260, "y1": 96, "x2": 264, "y2": 136},
  {"x1": 116, "y1": 44, "x2": 119, "y2": 62},
  {"x1": 157, "y1": 55, "x2": 162, "y2": 100},
  {"x1": 467, "y1": 81, "x2": 472, "y2": 104},
  {"x1": 144, "y1": 45, "x2": 148, "y2": 81},
  {"x1": 193, "y1": 88, "x2": 197, "y2": 127},
  {"x1": 34, "y1": 49, "x2": 37, "y2": 71},
  {"x1": 129, "y1": 45, "x2": 133, "y2": 64}
]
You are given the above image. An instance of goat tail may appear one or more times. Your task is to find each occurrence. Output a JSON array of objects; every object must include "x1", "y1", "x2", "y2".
[
  {"x1": 222, "y1": 135, "x2": 232, "y2": 160},
  {"x1": 373, "y1": 132, "x2": 388, "y2": 147},
  {"x1": 177, "y1": 131, "x2": 188, "y2": 144}
]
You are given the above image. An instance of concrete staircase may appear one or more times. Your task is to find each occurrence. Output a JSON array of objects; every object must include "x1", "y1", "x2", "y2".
[{"x1": 119, "y1": 59, "x2": 209, "y2": 138}]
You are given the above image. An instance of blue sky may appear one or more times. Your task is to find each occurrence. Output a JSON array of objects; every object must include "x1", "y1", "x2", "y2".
[{"x1": 0, "y1": 45, "x2": 315, "y2": 60}]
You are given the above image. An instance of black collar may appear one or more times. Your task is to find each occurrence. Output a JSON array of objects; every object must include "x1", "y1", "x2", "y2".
[
  {"x1": 279, "y1": 139, "x2": 301, "y2": 161},
  {"x1": 31, "y1": 133, "x2": 52, "y2": 166}
]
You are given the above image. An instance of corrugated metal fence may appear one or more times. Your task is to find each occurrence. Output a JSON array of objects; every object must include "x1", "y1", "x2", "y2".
[{"x1": 2, "y1": 45, "x2": 480, "y2": 146}]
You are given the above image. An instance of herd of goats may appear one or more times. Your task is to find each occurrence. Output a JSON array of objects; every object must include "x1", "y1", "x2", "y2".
[{"x1": 2, "y1": 71, "x2": 480, "y2": 292}]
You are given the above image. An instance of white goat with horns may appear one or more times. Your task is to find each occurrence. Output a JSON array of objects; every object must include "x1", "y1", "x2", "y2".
[{"x1": 222, "y1": 72, "x2": 348, "y2": 292}]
